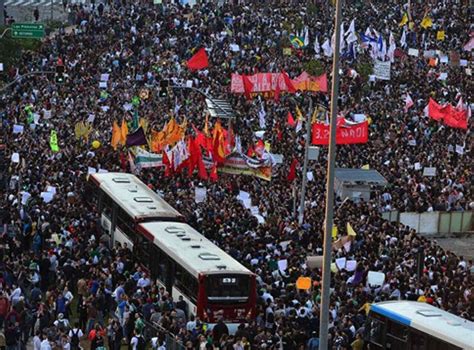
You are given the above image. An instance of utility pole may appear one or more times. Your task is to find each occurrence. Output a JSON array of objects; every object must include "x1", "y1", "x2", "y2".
[
  {"x1": 298, "y1": 96, "x2": 313, "y2": 225},
  {"x1": 319, "y1": 0, "x2": 343, "y2": 348}
]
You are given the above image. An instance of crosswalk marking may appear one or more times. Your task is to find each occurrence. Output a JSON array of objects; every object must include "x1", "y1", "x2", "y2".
[{"x1": 5, "y1": 0, "x2": 62, "y2": 6}]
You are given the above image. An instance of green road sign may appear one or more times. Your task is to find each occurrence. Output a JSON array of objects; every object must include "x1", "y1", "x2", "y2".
[{"x1": 11, "y1": 23, "x2": 45, "y2": 39}]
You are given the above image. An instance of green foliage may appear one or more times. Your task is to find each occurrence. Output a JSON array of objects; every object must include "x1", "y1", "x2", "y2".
[
  {"x1": 294, "y1": 18, "x2": 304, "y2": 33},
  {"x1": 356, "y1": 62, "x2": 373, "y2": 82},
  {"x1": 303, "y1": 60, "x2": 325, "y2": 76},
  {"x1": 0, "y1": 26, "x2": 42, "y2": 75}
]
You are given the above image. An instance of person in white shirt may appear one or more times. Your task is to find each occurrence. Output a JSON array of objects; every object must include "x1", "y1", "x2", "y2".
[
  {"x1": 33, "y1": 330, "x2": 42, "y2": 350},
  {"x1": 40, "y1": 335, "x2": 52, "y2": 350}
]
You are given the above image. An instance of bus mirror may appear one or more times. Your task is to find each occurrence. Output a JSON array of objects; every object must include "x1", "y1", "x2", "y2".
[{"x1": 306, "y1": 256, "x2": 323, "y2": 269}]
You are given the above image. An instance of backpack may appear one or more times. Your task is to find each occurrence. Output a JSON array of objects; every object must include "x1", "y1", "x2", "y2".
[
  {"x1": 136, "y1": 335, "x2": 146, "y2": 350},
  {"x1": 70, "y1": 328, "x2": 80, "y2": 348},
  {"x1": 57, "y1": 319, "x2": 69, "y2": 332}
]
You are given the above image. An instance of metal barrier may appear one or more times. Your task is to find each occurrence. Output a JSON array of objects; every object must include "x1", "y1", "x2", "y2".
[
  {"x1": 381, "y1": 210, "x2": 473, "y2": 235},
  {"x1": 143, "y1": 320, "x2": 186, "y2": 350}
]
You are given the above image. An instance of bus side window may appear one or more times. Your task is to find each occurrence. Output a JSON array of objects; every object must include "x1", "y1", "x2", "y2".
[
  {"x1": 410, "y1": 330, "x2": 426, "y2": 350},
  {"x1": 368, "y1": 317, "x2": 385, "y2": 347}
]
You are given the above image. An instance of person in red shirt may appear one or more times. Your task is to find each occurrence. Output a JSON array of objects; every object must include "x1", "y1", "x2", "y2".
[{"x1": 0, "y1": 292, "x2": 10, "y2": 329}]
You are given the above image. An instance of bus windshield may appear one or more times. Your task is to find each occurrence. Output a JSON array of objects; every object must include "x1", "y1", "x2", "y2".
[{"x1": 207, "y1": 275, "x2": 250, "y2": 303}]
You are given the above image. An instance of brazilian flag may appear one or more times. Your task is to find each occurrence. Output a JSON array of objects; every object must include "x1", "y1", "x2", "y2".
[{"x1": 290, "y1": 34, "x2": 305, "y2": 49}]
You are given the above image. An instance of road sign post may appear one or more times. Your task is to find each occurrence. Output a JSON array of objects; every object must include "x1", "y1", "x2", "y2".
[{"x1": 11, "y1": 23, "x2": 45, "y2": 39}]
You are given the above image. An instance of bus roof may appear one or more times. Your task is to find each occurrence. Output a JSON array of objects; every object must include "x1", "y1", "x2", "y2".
[
  {"x1": 138, "y1": 221, "x2": 254, "y2": 278},
  {"x1": 370, "y1": 301, "x2": 474, "y2": 350},
  {"x1": 89, "y1": 173, "x2": 182, "y2": 221}
]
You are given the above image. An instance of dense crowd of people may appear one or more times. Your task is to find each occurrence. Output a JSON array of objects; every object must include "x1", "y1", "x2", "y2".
[{"x1": 0, "y1": 0, "x2": 472, "y2": 349}]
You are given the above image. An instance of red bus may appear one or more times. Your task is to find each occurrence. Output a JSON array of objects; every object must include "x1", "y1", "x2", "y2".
[{"x1": 138, "y1": 222, "x2": 257, "y2": 326}]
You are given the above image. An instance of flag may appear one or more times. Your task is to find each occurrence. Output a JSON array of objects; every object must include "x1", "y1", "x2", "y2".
[
  {"x1": 259, "y1": 104, "x2": 266, "y2": 129},
  {"x1": 295, "y1": 106, "x2": 304, "y2": 133},
  {"x1": 387, "y1": 32, "x2": 396, "y2": 62},
  {"x1": 345, "y1": 19, "x2": 355, "y2": 37},
  {"x1": 50, "y1": 130, "x2": 59, "y2": 152},
  {"x1": 404, "y1": 93, "x2": 414, "y2": 112},
  {"x1": 111, "y1": 120, "x2": 121, "y2": 150},
  {"x1": 290, "y1": 34, "x2": 305, "y2": 49},
  {"x1": 400, "y1": 28, "x2": 407, "y2": 48},
  {"x1": 332, "y1": 225, "x2": 338, "y2": 239},
  {"x1": 187, "y1": 48, "x2": 209, "y2": 70},
  {"x1": 313, "y1": 36, "x2": 320, "y2": 57},
  {"x1": 436, "y1": 30, "x2": 445, "y2": 41},
  {"x1": 120, "y1": 119, "x2": 129, "y2": 145},
  {"x1": 399, "y1": 13, "x2": 408, "y2": 27},
  {"x1": 361, "y1": 164, "x2": 370, "y2": 170},
  {"x1": 212, "y1": 120, "x2": 226, "y2": 163},
  {"x1": 287, "y1": 159, "x2": 298, "y2": 182},
  {"x1": 274, "y1": 73, "x2": 282, "y2": 103},
  {"x1": 420, "y1": 16, "x2": 433, "y2": 29},
  {"x1": 427, "y1": 98, "x2": 446, "y2": 121},
  {"x1": 210, "y1": 163, "x2": 218, "y2": 182},
  {"x1": 339, "y1": 22, "x2": 346, "y2": 53},
  {"x1": 287, "y1": 111, "x2": 296, "y2": 127},
  {"x1": 322, "y1": 38, "x2": 332, "y2": 57},
  {"x1": 303, "y1": 26, "x2": 310, "y2": 47},
  {"x1": 133, "y1": 148, "x2": 163, "y2": 170},
  {"x1": 242, "y1": 75, "x2": 254, "y2": 100},
  {"x1": 126, "y1": 127, "x2": 147, "y2": 147},
  {"x1": 347, "y1": 223, "x2": 357, "y2": 237},
  {"x1": 281, "y1": 71, "x2": 296, "y2": 93}
]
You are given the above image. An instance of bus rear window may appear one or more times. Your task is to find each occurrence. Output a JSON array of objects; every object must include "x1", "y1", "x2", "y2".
[{"x1": 207, "y1": 275, "x2": 250, "y2": 303}]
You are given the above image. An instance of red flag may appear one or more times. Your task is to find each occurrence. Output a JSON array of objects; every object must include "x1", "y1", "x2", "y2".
[
  {"x1": 287, "y1": 111, "x2": 296, "y2": 127},
  {"x1": 255, "y1": 140, "x2": 265, "y2": 157},
  {"x1": 242, "y1": 75, "x2": 254, "y2": 100},
  {"x1": 210, "y1": 163, "x2": 218, "y2": 182},
  {"x1": 287, "y1": 159, "x2": 298, "y2": 182},
  {"x1": 404, "y1": 93, "x2": 414, "y2": 113},
  {"x1": 276, "y1": 122, "x2": 283, "y2": 141},
  {"x1": 187, "y1": 137, "x2": 198, "y2": 177},
  {"x1": 162, "y1": 150, "x2": 172, "y2": 177},
  {"x1": 187, "y1": 48, "x2": 209, "y2": 71},
  {"x1": 247, "y1": 145, "x2": 255, "y2": 157},
  {"x1": 274, "y1": 73, "x2": 282, "y2": 102},
  {"x1": 444, "y1": 105, "x2": 468, "y2": 129},
  {"x1": 281, "y1": 70, "x2": 296, "y2": 93},
  {"x1": 427, "y1": 98, "x2": 446, "y2": 121}
]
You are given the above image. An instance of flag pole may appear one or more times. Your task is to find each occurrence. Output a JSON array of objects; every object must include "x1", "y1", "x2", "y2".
[{"x1": 319, "y1": 0, "x2": 342, "y2": 348}]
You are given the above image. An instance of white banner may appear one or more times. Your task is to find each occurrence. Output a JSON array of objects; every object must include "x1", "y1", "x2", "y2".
[{"x1": 373, "y1": 60, "x2": 391, "y2": 80}]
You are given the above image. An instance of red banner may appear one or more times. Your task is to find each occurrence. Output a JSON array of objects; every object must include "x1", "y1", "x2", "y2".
[
  {"x1": 231, "y1": 72, "x2": 328, "y2": 94},
  {"x1": 312, "y1": 121, "x2": 369, "y2": 145}
]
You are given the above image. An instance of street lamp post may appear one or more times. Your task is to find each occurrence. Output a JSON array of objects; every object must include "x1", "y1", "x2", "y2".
[
  {"x1": 319, "y1": 0, "x2": 343, "y2": 348},
  {"x1": 298, "y1": 96, "x2": 313, "y2": 225}
]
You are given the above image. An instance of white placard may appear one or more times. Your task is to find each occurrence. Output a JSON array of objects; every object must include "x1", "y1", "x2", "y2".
[
  {"x1": 33, "y1": 113, "x2": 40, "y2": 124},
  {"x1": 459, "y1": 59, "x2": 468, "y2": 67},
  {"x1": 414, "y1": 162, "x2": 422, "y2": 170},
  {"x1": 278, "y1": 259, "x2": 288, "y2": 272},
  {"x1": 250, "y1": 206, "x2": 259, "y2": 215},
  {"x1": 11, "y1": 152, "x2": 20, "y2": 163},
  {"x1": 242, "y1": 198, "x2": 252, "y2": 209},
  {"x1": 13, "y1": 124, "x2": 24, "y2": 134},
  {"x1": 353, "y1": 114, "x2": 366, "y2": 122},
  {"x1": 423, "y1": 167, "x2": 437, "y2": 177},
  {"x1": 254, "y1": 214, "x2": 265, "y2": 224},
  {"x1": 346, "y1": 260, "x2": 357, "y2": 272},
  {"x1": 307, "y1": 171, "x2": 314, "y2": 182},
  {"x1": 194, "y1": 187, "x2": 207, "y2": 203},
  {"x1": 87, "y1": 114, "x2": 95, "y2": 123},
  {"x1": 455, "y1": 145, "x2": 464, "y2": 155},
  {"x1": 271, "y1": 154, "x2": 283, "y2": 164},
  {"x1": 21, "y1": 192, "x2": 31, "y2": 205},
  {"x1": 408, "y1": 139, "x2": 416, "y2": 146},
  {"x1": 408, "y1": 48, "x2": 419, "y2": 57},
  {"x1": 99, "y1": 81, "x2": 107, "y2": 89},
  {"x1": 367, "y1": 271, "x2": 385, "y2": 287},
  {"x1": 440, "y1": 55, "x2": 448, "y2": 63},
  {"x1": 100, "y1": 73, "x2": 110, "y2": 81},
  {"x1": 438, "y1": 72, "x2": 448, "y2": 80},
  {"x1": 43, "y1": 110, "x2": 52, "y2": 119},
  {"x1": 238, "y1": 190, "x2": 250, "y2": 200},
  {"x1": 373, "y1": 60, "x2": 391, "y2": 80},
  {"x1": 46, "y1": 186, "x2": 56, "y2": 194},
  {"x1": 230, "y1": 44, "x2": 240, "y2": 52},
  {"x1": 88, "y1": 167, "x2": 97, "y2": 174},
  {"x1": 336, "y1": 257, "x2": 347, "y2": 270},
  {"x1": 0, "y1": 63, "x2": 3, "y2": 71},
  {"x1": 467, "y1": 68, "x2": 472, "y2": 76},
  {"x1": 98, "y1": 169, "x2": 108, "y2": 173},
  {"x1": 40, "y1": 192, "x2": 54, "y2": 203}
]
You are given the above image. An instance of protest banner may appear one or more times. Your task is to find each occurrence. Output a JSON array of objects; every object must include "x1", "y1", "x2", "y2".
[
  {"x1": 373, "y1": 60, "x2": 391, "y2": 80},
  {"x1": 312, "y1": 120, "x2": 369, "y2": 145}
]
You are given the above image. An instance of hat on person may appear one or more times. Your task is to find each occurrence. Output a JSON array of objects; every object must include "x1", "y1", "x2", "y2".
[{"x1": 58, "y1": 313, "x2": 64, "y2": 319}]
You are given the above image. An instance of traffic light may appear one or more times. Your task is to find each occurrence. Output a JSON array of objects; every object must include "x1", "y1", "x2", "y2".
[
  {"x1": 56, "y1": 58, "x2": 65, "y2": 83},
  {"x1": 159, "y1": 80, "x2": 169, "y2": 97}
]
